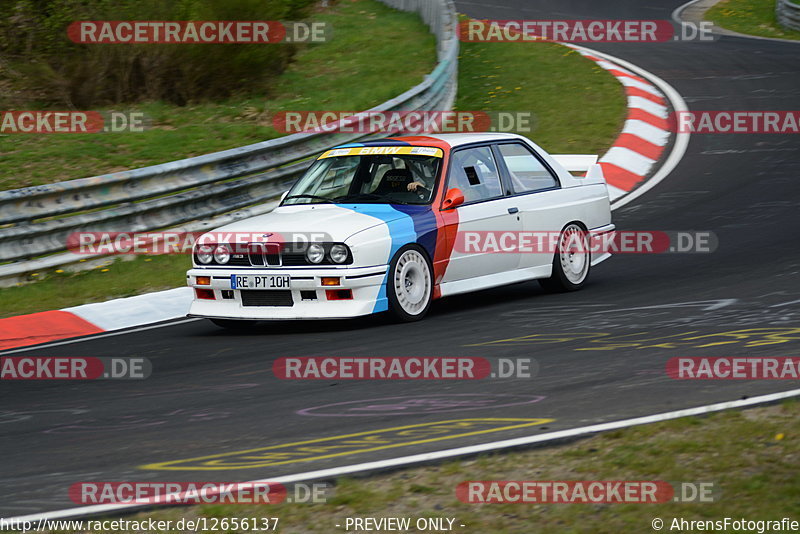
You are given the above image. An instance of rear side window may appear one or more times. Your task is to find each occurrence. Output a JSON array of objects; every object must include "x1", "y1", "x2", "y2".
[
  {"x1": 498, "y1": 143, "x2": 559, "y2": 193},
  {"x1": 447, "y1": 146, "x2": 503, "y2": 203}
]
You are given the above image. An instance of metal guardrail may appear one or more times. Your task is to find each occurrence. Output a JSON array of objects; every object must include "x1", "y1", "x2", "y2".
[
  {"x1": 777, "y1": 0, "x2": 800, "y2": 31},
  {"x1": 0, "y1": 0, "x2": 458, "y2": 285}
]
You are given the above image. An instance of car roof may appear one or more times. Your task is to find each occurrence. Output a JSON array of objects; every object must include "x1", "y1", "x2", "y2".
[{"x1": 332, "y1": 132, "x2": 529, "y2": 150}]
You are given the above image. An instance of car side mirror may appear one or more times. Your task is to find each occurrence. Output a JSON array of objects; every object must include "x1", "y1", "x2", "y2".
[{"x1": 442, "y1": 188, "x2": 464, "y2": 209}]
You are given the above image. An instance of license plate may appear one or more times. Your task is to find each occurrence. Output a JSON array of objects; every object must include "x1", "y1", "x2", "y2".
[{"x1": 231, "y1": 275, "x2": 291, "y2": 290}]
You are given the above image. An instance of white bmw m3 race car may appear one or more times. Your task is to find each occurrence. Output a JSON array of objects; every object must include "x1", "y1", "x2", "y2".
[{"x1": 186, "y1": 133, "x2": 614, "y2": 326}]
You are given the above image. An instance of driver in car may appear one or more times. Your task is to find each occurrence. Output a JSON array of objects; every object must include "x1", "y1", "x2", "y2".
[{"x1": 407, "y1": 179, "x2": 430, "y2": 192}]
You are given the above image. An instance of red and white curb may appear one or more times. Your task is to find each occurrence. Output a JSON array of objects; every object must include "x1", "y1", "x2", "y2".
[
  {"x1": 563, "y1": 43, "x2": 673, "y2": 203},
  {"x1": 0, "y1": 288, "x2": 192, "y2": 351},
  {"x1": 0, "y1": 46, "x2": 689, "y2": 353},
  {"x1": 568, "y1": 43, "x2": 690, "y2": 211}
]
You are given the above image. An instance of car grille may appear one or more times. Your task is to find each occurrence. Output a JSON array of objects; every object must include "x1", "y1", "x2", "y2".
[
  {"x1": 240, "y1": 290, "x2": 294, "y2": 307},
  {"x1": 280, "y1": 252, "x2": 310, "y2": 266},
  {"x1": 246, "y1": 243, "x2": 282, "y2": 266}
]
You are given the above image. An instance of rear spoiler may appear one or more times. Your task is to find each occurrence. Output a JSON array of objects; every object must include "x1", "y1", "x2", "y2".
[{"x1": 552, "y1": 154, "x2": 605, "y2": 185}]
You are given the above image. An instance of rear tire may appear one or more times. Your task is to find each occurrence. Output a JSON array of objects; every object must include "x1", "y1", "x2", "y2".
[
  {"x1": 538, "y1": 223, "x2": 590, "y2": 292},
  {"x1": 387, "y1": 245, "x2": 433, "y2": 322}
]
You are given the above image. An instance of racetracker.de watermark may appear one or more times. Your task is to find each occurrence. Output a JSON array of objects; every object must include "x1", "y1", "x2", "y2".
[
  {"x1": 273, "y1": 357, "x2": 537, "y2": 380},
  {"x1": 0, "y1": 111, "x2": 147, "y2": 134},
  {"x1": 457, "y1": 481, "x2": 717, "y2": 503},
  {"x1": 458, "y1": 19, "x2": 715, "y2": 42},
  {"x1": 671, "y1": 111, "x2": 800, "y2": 134},
  {"x1": 272, "y1": 111, "x2": 534, "y2": 134},
  {"x1": 67, "y1": 21, "x2": 330, "y2": 44},
  {"x1": 667, "y1": 357, "x2": 800, "y2": 379},
  {"x1": 455, "y1": 230, "x2": 717, "y2": 255},
  {"x1": 0, "y1": 357, "x2": 150, "y2": 380},
  {"x1": 69, "y1": 481, "x2": 329, "y2": 504},
  {"x1": 66, "y1": 231, "x2": 332, "y2": 255}
]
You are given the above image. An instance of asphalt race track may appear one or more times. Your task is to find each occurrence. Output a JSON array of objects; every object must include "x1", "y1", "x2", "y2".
[{"x1": 2, "y1": 0, "x2": 799, "y2": 518}]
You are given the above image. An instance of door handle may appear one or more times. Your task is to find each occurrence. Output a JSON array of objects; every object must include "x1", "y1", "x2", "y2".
[{"x1": 507, "y1": 207, "x2": 519, "y2": 214}]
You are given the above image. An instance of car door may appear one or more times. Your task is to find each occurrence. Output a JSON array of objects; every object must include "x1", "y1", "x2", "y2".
[
  {"x1": 493, "y1": 141, "x2": 570, "y2": 270},
  {"x1": 440, "y1": 144, "x2": 522, "y2": 282}
]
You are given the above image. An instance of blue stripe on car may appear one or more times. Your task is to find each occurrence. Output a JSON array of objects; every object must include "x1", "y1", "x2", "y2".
[
  {"x1": 340, "y1": 204, "x2": 437, "y2": 313},
  {"x1": 393, "y1": 205, "x2": 438, "y2": 262}
]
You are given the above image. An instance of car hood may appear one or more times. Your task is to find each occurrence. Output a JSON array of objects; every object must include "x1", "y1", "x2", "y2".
[{"x1": 204, "y1": 204, "x2": 413, "y2": 243}]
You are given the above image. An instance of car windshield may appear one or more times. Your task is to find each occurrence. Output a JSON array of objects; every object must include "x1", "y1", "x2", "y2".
[{"x1": 282, "y1": 146, "x2": 443, "y2": 206}]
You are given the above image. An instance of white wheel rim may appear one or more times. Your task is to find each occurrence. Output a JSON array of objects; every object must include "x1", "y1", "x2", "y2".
[
  {"x1": 393, "y1": 250, "x2": 431, "y2": 315},
  {"x1": 559, "y1": 225, "x2": 589, "y2": 284}
]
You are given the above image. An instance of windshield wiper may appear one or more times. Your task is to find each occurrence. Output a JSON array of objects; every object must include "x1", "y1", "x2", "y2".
[{"x1": 282, "y1": 194, "x2": 335, "y2": 204}]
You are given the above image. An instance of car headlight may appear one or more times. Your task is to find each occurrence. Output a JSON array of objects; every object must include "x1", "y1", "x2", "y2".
[
  {"x1": 213, "y1": 244, "x2": 232, "y2": 264},
  {"x1": 306, "y1": 243, "x2": 325, "y2": 264},
  {"x1": 196, "y1": 244, "x2": 215, "y2": 264},
  {"x1": 329, "y1": 244, "x2": 349, "y2": 264}
]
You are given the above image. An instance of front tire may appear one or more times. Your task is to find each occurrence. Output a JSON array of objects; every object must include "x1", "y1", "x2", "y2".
[
  {"x1": 539, "y1": 223, "x2": 590, "y2": 292},
  {"x1": 387, "y1": 245, "x2": 433, "y2": 322}
]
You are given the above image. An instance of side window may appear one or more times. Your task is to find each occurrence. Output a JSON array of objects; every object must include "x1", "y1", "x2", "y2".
[
  {"x1": 498, "y1": 143, "x2": 559, "y2": 194},
  {"x1": 447, "y1": 146, "x2": 503, "y2": 203}
]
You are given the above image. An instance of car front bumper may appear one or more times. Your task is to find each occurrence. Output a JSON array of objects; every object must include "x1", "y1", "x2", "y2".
[{"x1": 186, "y1": 265, "x2": 389, "y2": 320}]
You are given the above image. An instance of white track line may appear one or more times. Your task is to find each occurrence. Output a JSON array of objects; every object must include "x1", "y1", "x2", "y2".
[
  {"x1": 595, "y1": 59, "x2": 634, "y2": 75},
  {"x1": 672, "y1": 0, "x2": 705, "y2": 24},
  {"x1": 5, "y1": 387, "x2": 799, "y2": 523}
]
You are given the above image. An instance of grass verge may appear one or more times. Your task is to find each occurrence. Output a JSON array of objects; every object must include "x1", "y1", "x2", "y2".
[
  {"x1": 0, "y1": 256, "x2": 188, "y2": 317},
  {"x1": 0, "y1": 16, "x2": 627, "y2": 319},
  {"x1": 0, "y1": 0, "x2": 436, "y2": 190},
  {"x1": 45, "y1": 401, "x2": 800, "y2": 533},
  {"x1": 455, "y1": 26, "x2": 626, "y2": 155},
  {"x1": 707, "y1": 0, "x2": 800, "y2": 40}
]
